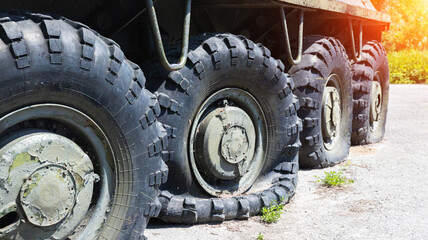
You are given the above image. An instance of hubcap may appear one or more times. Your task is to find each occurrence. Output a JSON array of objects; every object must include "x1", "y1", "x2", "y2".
[
  {"x1": 0, "y1": 132, "x2": 96, "y2": 236},
  {"x1": 20, "y1": 165, "x2": 76, "y2": 227},
  {"x1": 322, "y1": 75, "x2": 342, "y2": 150},
  {"x1": 221, "y1": 125, "x2": 252, "y2": 165},
  {"x1": 195, "y1": 105, "x2": 256, "y2": 180},
  {"x1": 370, "y1": 75, "x2": 382, "y2": 132},
  {"x1": 189, "y1": 88, "x2": 267, "y2": 197},
  {"x1": 0, "y1": 104, "x2": 113, "y2": 240}
]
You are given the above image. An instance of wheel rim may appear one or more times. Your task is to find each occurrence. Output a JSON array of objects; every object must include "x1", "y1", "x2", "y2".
[
  {"x1": 370, "y1": 72, "x2": 383, "y2": 132},
  {"x1": 0, "y1": 104, "x2": 114, "y2": 240},
  {"x1": 322, "y1": 74, "x2": 342, "y2": 150},
  {"x1": 189, "y1": 88, "x2": 267, "y2": 197}
]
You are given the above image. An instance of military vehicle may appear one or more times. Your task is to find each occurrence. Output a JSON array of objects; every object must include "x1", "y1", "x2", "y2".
[{"x1": 0, "y1": 0, "x2": 390, "y2": 239}]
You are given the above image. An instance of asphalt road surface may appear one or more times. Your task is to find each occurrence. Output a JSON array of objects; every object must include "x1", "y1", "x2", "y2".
[{"x1": 146, "y1": 84, "x2": 428, "y2": 240}]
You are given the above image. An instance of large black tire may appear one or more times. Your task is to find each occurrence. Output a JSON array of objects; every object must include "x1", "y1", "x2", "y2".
[
  {"x1": 145, "y1": 33, "x2": 301, "y2": 223},
  {"x1": 0, "y1": 12, "x2": 167, "y2": 239},
  {"x1": 351, "y1": 41, "x2": 389, "y2": 144},
  {"x1": 290, "y1": 35, "x2": 353, "y2": 169}
]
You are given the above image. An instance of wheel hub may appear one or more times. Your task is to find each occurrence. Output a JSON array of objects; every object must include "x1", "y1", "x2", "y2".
[
  {"x1": 221, "y1": 126, "x2": 249, "y2": 164},
  {"x1": 189, "y1": 88, "x2": 266, "y2": 196},
  {"x1": 370, "y1": 80, "x2": 382, "y2": 127},
  {"x1": 323, "y1": 86, "x2": 341, "y2": 139},
  {"x1": 195, "y1": 105, "x2": 256, "y2": 180},
  {"x1": 322, "y1": 74, "x2": 343, "y2": 150},
  {"x1": 0, "y1": 131, "x2": 97, "y2": 238},
  {"x1": 20, "y1": 165, "x2": 76, "y2": 227}
]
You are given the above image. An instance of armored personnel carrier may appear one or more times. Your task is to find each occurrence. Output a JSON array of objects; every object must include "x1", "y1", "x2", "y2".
[{"x1": 0, "y1": 0, "x2": 390, "y2": 239}]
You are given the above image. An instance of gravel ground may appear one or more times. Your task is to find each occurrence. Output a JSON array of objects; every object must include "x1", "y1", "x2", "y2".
[{"x1": 146, "y1": 85, "x2": 428, "y2": 240}]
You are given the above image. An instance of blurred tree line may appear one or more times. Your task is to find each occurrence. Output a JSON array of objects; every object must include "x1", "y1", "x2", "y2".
[
  {"x1": 372, "y1": 0, "x2": 428, "y2": 52},
  {"x1": 371, "y1": 0, "x2": 428, "y2": 84},
  {"x1": 374, "y1": 0, "x2": 428, "y2": 84}
]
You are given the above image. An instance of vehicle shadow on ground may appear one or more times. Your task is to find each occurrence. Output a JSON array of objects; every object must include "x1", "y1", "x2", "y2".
[{"x1": 148, "y1": 212, "x2": 264, "y2": 229}]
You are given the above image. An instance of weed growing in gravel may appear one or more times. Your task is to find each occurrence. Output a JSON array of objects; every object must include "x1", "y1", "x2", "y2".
[
  {"x1": 315, "y1": 171, "x2": 354, "y2": 187},
  {"x1": 261, "y1": 198, "x2": 284, "y2": 223},
  {"x1": 257, "y1": 232, "x2": 264, "y2": 240},
  {"x1": 343, "y1": 160, "x2": 351, "y2": 168}
]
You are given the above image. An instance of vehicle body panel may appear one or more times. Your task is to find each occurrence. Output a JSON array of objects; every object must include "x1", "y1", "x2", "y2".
[{"x1": 197, "y1": 0, "x2": 390, "y2": 24}]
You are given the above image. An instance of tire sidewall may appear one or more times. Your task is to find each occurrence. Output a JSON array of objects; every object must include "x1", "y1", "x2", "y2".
[{"x1": 368, "y1": 46, "x2": 389, "y2": 143}]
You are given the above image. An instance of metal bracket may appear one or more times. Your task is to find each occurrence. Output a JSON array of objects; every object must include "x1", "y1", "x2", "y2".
[
  {"x1": 279, "y1": 8, "x2": 304, "y2": 66},
  {"x1": 348, "y1": 18, "x2": 363, "y2": 62},
  {"x1": 144, "y1": 0, "x2": 192, "y2": 71}
]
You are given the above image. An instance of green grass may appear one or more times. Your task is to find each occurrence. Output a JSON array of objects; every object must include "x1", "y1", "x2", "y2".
[
  {"x1": 315, "y1": 171, "x2": 354, "y2": 187},
  {"x1": 388, "y1": 50, "x2": 428, "y2": 84},
  {"x1": 257, "y1": 232, "x2": 264, "y2": 240},
  {"x1": 260, "y1": 199, "x2": 284, "y2": 224}
]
